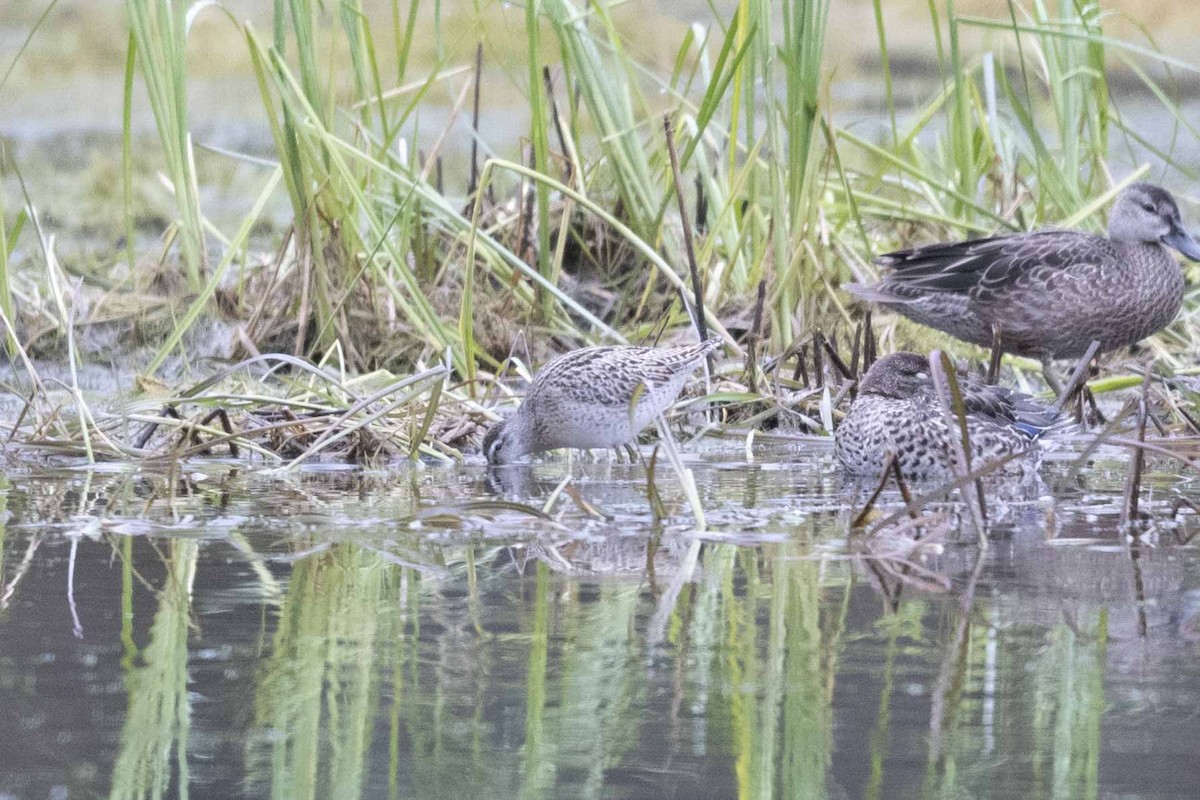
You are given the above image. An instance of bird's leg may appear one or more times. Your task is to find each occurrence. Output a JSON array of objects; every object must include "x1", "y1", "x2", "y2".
[
  {"x1": 1084, "y1": 387, "x2": 1108, "y2": 427},
  {"x1": 985, "y1": 325, "x2": 1004, "y2": 385},
  {"x1": 1040, "y1": 358, "x2": 1065, "y2": 396},
  {"x1": 624, "y1": 443, "x2": 640, "y2": 463}
]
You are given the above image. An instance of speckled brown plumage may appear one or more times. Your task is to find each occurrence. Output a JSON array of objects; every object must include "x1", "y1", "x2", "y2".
[
  {"x1": 483, "y1": 337, "x2": 721, "y2": 464},
  {"x1": 834, "y1": 352, "x2": 1061, "y2": 479},
  {"x1": 845, "y1": 184, "x2": 1200, "y2": 364}
]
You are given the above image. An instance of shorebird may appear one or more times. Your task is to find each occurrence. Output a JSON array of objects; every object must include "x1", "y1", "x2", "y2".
[
  {"x1": 835, "y1": 352, "x2": 1061, "y2": 479},
  {"x1": 845, "y1": 183, "x2": 1200, "y2": 390},
  {"x1": 482, "y1": 337, "x2": 721, "y2": 465}
]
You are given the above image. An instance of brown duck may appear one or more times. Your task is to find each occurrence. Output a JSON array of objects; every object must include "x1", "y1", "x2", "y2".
[{"x1": 845, "y1": 183, "x2": 1200, "y2": 389}]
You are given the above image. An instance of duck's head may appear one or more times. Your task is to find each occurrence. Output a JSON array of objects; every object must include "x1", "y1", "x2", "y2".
[
  {"x1": 481, "y1": 417, "x2": 526, "y2": 465},
  {"x1": 858, "y1": 352, "x2": 933, "y2": 400},
  {"x1": 1108, "y1": 183, "x2": 1200, "y2": 260}
]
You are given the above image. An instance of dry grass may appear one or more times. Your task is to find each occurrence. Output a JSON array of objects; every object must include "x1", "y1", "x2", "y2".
[{"x1": 2, "y1": 0, "x2": 1200, "y2": 474}]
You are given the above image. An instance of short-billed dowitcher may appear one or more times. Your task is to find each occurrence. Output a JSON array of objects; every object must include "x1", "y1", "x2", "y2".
[
  {"x1": 845, "y1": 183, "x2": 1200, "y2": 389},
  {"x1": 483, "y1": 337, "x2": 721, "y2": 465},
  {"x1": 835, "y1": 352, "x2": 1061, "y2": 479}
]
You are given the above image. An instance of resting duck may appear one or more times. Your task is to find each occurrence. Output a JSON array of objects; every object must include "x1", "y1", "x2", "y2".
[{"x1": 835, "y1": 352, "x2": 1061, "y2": 479}]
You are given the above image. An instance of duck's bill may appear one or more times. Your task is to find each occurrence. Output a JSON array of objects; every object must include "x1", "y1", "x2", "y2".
[{"x1": 1163, "y1": 224, "x2": 1200, "y2": 261}]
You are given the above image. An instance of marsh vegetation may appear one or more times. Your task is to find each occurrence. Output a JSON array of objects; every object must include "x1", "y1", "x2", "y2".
[{"x1": 2, "y1": 0, "x2": 1200, "y2": 797}]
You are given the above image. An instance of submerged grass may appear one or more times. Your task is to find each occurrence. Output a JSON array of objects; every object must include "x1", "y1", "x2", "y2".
[{"x1": 1, "y1": 0, "x2": 1199, "y2": 495}]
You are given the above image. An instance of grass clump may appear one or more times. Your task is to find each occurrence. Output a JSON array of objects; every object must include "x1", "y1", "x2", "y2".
[{"x1": 0, "y1": 0, "x2": 1197, "y2": 465}]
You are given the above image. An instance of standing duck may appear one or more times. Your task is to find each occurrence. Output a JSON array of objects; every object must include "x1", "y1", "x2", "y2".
[
  {"x1": 845, "y1": 183, "x2": 1200, "y2": 390},
  {"x1": 482, "y1": 338, "x2": 720, "y2": 465},
  {"x1": 835, "y1": 352, "x2": 1061, "y2": 479}
]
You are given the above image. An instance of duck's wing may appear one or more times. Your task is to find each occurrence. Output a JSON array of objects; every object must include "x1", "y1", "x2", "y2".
[
  {"x1": 957, "y1": 379, "x2": 1018, "y2": 424},
  {"x1": 958, "y1": 378, "x2": 1063, "y2": 437},
  {"x1": 874, "y1": 230, "x2": 1113, "y2": 294}
]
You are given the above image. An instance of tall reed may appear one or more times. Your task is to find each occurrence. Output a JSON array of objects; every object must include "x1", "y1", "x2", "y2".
[{"x1": 124, "y1": 0, "x2": 207, "y2": 289}]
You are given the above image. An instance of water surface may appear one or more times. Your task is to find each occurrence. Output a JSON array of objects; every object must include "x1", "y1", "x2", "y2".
[{"x1": 1, "y1": 442, "x2": 1198, "y2": 799}]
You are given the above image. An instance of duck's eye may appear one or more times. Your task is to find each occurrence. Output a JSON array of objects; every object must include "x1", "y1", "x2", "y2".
[{"x1": 1142, "y1": 202, "x2": 1156, "y2": 213}]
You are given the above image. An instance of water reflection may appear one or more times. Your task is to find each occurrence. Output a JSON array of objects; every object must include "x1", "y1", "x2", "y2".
[
  {"x1": 0, "y1": 446, "x2": 1198, "y2": 799},
  {"x1": 110, "y1": 540, "x2": 196, "y2": 800}
]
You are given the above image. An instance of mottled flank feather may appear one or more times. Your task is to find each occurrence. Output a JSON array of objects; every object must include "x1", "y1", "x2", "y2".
[
  {"x1": 483, "y1": 337, "x2": 720, "y2": 464},
  {"x1": 845, "y1": 183, "x2": 1200, "y2": 362},
  {"x1": 834, "y1": 352, "x2": 1063, "y2": 479},
  {"x1": 525, "y1": 339, "x2": 720, "y2": 409}
]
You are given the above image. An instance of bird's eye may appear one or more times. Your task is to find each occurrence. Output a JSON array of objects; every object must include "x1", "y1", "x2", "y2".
[{"x1": 1142, "y1": 202, "x2": 1156, "y2": 213}]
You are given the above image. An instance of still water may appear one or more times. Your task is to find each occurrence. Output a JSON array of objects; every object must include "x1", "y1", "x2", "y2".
[{"x1": 1, "y1": 441, "x2": 1198, "y2": 799}]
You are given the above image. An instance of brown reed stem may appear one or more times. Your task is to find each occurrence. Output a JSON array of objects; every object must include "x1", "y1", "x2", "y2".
[
  {"x1": 1120, "y1": 364, "x2": 1152, "y2": 532},
  {"x1": 863, "y1": 309, "x2": 877, "y2": 372},
  {"x1": 1052, "y1": 339, "x2": 1102, "y2": 413},
  {"x1": 746, "y1": 278, "x2": 767, "y2": 393},
  {"x1": 467, "y1": 42, "x2": 484, "y2": 200},
  {"x1": 663, "y1": 116, "x2": 709, "y2": 356},
  {"x1": 930, "y1": 350, "x2": 988, "y2": 542},
  {"x1": 985, "y1": 324, "x2": 1003, "y2": 385},
  {"x1": 852, "y1": 451, "x2": 899, "y2": 529},
  {"x1": 542, "y1": 66, "x2": 572, "y2": 184},
  {"x1": 821, "y1": 334, "x2": 854, "y2": 381}
]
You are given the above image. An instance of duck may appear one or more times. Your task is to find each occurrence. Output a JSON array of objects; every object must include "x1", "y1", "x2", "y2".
[
  {"x1": 845, "y1": 183, "x2": 1200, "y2": 390},
  {"x1": 834, "y1": 352, "x2": 1061, "y2": 479},
  {"x1": 482, "y1": 337, "x2": 720, "y2": 465}
]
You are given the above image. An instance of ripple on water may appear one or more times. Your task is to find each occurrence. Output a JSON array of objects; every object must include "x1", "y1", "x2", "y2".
[{"x1": 0, "y1": 443, "x2": 1199, "y2": 798}]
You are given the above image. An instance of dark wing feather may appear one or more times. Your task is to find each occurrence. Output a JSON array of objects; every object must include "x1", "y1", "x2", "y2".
[
  {"x1": 959, "y1": 377, "x2": 1063, "y2": 438},
  {"x1": 958, "y1": 379, "x2": 1019, "y2": 425},
  {"x1": 875, "y1": 231, "x2": 1115, "y2": 294}
]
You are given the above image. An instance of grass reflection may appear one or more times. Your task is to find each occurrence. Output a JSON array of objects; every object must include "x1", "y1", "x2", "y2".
[
  {"x1": 247, "y1": 541, "x2": 1107, "y2": 800},
  {"x1": 1032, "y1": 615, "x2": 1106, "y2": 800},
  {"x1": 924, "y1": 584, "x2": 1108, "y2": 799},
  {"x1": 109, "y1": 540, "x2": 197, "y2": 800},
  {"x1": 782, "y1": 556, "x2": 839, "y2": 800},
  {"x1": 520, "y1": 563, "x2": 550, "y2": 800},
  {"x1": 80, "y1": 512, "x2": 1120, "y2": 799},
  {"x1": 0, "y1": 439, "x2": 1192, "y2": 800},
  {"x1": 247, "y1": 544, "x2": 387, "y2": 800},
  {"x1": 865, "y1": 601, "x2": 928, "y2": 800},
  {"x1": 709, "y1": 540, "x2": 844, "y2": 800}
]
